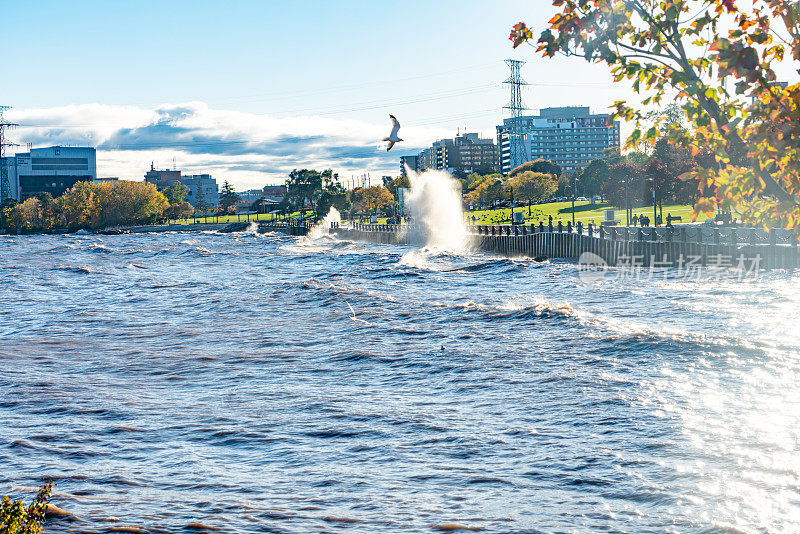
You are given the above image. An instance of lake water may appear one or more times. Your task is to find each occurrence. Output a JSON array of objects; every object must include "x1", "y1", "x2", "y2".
[{"x1": 1, "y1": 229, "x2": 799, "y2": 533}]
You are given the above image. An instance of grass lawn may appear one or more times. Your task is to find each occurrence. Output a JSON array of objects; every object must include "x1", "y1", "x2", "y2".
[{"x1": 465, "y1": 201, "x2": 709, "y2": 226}]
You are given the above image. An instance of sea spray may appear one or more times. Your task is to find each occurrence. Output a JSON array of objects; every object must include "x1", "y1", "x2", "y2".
[
  {"x1": 308, "y1": 207, "x2": 342, "y2": 239},
  {"x1": 404, "y1": 169, "x2": 468, "y2": 251}
]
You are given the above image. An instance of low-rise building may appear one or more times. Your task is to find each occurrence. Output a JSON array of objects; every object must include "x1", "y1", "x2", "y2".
[{"x1": 2, "y1": 146, "x2": 97, "y2": 201}]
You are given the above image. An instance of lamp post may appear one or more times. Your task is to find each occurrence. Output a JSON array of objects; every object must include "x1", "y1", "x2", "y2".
[
  {"x1": 510, "y1": 185, "x2": 515, "y2": 224},
  {"x1": 621, "y1": 179, "x2": 629, "y2": 226},
  {"x1": 648, "y1": 178, "x2": 658, "y2": 226},
  {"x1": 572, "y1": 172, "x2": 577, "y2": 226}
]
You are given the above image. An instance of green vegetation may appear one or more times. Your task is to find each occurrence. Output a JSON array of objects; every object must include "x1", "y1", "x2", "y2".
[
  {"x1": 465, "y1": 201, "x2": 708, "y2": 226},
  {"x1": 0, "y1": 484, "x2": 51, "y2": 534}
]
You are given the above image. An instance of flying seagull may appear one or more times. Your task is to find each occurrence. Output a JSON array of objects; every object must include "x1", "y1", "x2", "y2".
[{"x1": 383, "y1": 115, "x2": 403, "y2": 151}]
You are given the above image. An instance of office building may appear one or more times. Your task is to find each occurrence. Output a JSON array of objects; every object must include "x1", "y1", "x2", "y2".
[
  {"x1": 2, "y1": 146, "x2": 96, "y2": 201},
  {"x1": 144, "y1": 163, "x2": 219, "y2": 208},
  {"x1": 497, "y1": 107, "x2": 621, "y2": 174}
]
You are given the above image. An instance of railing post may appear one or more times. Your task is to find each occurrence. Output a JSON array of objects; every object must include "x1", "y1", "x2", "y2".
[
  {"x1": 749, "y1": 228, "x2": 756, "y2": 246},
  {"x1": 567, "y1": 222, "x2": 572, "y2": 234},
  {"x1": 540, "y1": 221, "x2": 545, "y2": 233},
  {"x1": 557, "y1": 221, "x2": 563, "y2": 233},
  {"x1": 577, "y1": 221, "x2": 583, "y2": 235}
]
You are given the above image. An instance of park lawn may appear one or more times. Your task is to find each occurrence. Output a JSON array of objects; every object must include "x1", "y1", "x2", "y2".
[{"x1": 465, "y1": 201, "x2": 710, "y2": 226}]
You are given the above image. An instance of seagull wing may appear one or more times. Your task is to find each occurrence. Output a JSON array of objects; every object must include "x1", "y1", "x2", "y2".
[
  {"x1": 389, "y1": 114, "x2": 401, "y2": 137},
  {"x1": 386, "y1": 141, "x2": 395, "y2": 151}
]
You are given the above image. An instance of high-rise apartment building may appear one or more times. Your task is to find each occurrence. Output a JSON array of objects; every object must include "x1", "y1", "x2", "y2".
[
  {"x1": 400, "y1": 133, "x2": 498, "y2": 177},
  {"x1": 497, "y1": 107, "x2": 620, "y2": 175}
]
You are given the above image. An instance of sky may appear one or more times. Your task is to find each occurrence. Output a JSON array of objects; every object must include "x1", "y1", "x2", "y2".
[{"x1": 1, "y1": 0, "x2": 638, "y2": 189}]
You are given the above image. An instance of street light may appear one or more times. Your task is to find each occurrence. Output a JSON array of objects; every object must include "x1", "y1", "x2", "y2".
[
  {"x1": 620, "y1": 179, "x2": 630, "y2": 226},
  {"x1": 648, "y1": 178, "x2": 658, "y2": 226},
  {"x1": 572, "y1": 172, "x2": 577, "y2": 225}
]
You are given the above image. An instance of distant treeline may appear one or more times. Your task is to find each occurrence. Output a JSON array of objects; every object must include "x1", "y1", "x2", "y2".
[{"x1": 0, "y1": 180, "x2": 194, "y2": 233}]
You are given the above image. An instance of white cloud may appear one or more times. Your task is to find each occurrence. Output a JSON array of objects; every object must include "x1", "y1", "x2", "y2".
[{"x1": 6, "y1": 103, "x2": 454, "y2": 189}]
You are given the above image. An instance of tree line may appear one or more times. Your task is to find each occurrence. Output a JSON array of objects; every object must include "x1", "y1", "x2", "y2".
[
  {"x1": 283, "y1": 168, "x2": 400, "y2": 219},
  {"x1": 1, "y1": 180, "x2": 196, "y2": 233}
]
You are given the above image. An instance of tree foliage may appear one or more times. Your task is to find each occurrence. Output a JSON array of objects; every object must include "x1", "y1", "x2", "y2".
[
  {"x1": 218, "y1": 181, "x2": 240, "y2": 213},
  {"x1": 512, "y1": 0, "x2": 800, "y2": 228},
  {"x1": 1, "y1": 181, "x2": 168, "y2": 233},
  {"x1": 577, "y1": 159, "x2": 609, "y2": 198},
  {"x1": 317, "y1": 173, "x2": 350, "y2": 216},
  {"x1": 509, "y1": 159, "x2": 563, "y2": 178},
  {"x1": 507, "y1": 171, "x2": 559, "y2": 204},
  {"x1": 352, "y1": 185, "x2": 394, "y2": 214},
  {"x1": 0, "y1": 483, "x2": 51, "y2": 534},
  {"x1": 464, "y1": 176, "x2": 508, "y2": 208},
  {"x1": 603, "y1": 162, "x2": 646, "y2": 208},
  {"x1": 163, "y1": 181, "x2": 190, "y2": 205},
  {"x1": 285, "y1": 169, "x2": 336, "y2": 217}
]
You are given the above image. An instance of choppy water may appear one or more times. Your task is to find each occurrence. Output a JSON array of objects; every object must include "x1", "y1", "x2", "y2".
[{"x1": 1, "y1": 229, "x2": 800, "y2": 533}]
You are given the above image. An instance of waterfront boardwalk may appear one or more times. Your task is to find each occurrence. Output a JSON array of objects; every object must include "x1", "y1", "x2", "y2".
[{"x1": 333, "y1": 222, "x2": 799, "y2": 270}]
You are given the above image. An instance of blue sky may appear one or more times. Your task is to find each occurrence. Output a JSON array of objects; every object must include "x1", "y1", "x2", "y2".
[{"x1": 3, "y1": 0, "x2": 632, "y2": 188}]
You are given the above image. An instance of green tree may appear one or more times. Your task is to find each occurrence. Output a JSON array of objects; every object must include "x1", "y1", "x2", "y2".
[
  {"x1": 603, "y1": 162, "x2": 645, "y2": 210},
  {"x1": 510, "y1": 159, "x2": 563, "y2": 178},
  {"x1": 511, "y1": 1, "x2": 800, "y2": 227},
  {"x1": 163, "y1": 181, "x2": 189, "y2": 205},
  {"x1": 507, "y1": 171, "x2": 559, "y2": 205},
  {"x1": 164, "y1": 201, "x2": 194, "y2": 221},
  {"x1": 577, "y1": 159, "x2": 609, "y2": 198},
  {"x1": 465, "y1": 176, "x2": 508, "y2": 208},
  {"x1": 218, "y1": 181, "x2": 240, "y2": 213},
  {"x1": 317, "y1": 174, "x2": 350, "y2": 216},
  {"x1": 285, "y1": 169, "x2": 324, "y2": 216},
  {"x1": 0, "y1": 483, "x2": 51, "y2": 534},
  {"x1": 383, "y1": 175, "x2": 411, "y2": 198}
]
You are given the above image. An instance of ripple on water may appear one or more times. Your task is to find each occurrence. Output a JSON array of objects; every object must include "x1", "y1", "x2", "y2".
[{"x1": 0, "y1": 232, "x2": 798, "y2": 533}]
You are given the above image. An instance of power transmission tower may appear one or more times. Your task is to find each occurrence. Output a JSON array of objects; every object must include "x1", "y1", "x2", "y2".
[
  {"x1": 0, "y1": 106, "x2": 20, "y2": 202},
  {"x1": 503, "y1": 59, "x2": 529, "y2": 172}
]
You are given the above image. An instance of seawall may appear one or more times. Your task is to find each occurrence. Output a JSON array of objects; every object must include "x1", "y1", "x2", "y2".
[{"x1": 331, "y1": 222, "x2": 799, "y2": 270}]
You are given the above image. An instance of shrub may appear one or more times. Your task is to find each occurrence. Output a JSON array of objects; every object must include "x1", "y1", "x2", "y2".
[{"x1": 0, "y1": 483, "x2": 52, "y2": 534}]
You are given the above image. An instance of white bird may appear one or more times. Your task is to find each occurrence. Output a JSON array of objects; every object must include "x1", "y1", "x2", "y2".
[
  {"x1": 345, "y1": 300, "x2": 371, "y2": 325},
  {"x1": 383, "y1": 114, "x2": 403, "y2": 151}
]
